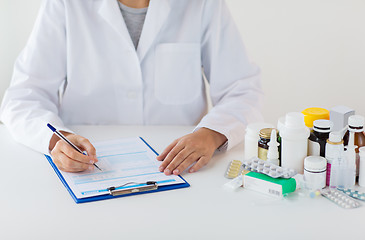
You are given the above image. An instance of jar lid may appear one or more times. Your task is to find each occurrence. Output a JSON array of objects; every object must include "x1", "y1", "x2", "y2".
[
  {"x1": 301, "y1": 107, "x2": 330, "y2": 128},
  {"x1": 348, "y1": 115, "x2": 364, "y2": 128},
  {"x1": 313, "y1": 119, "x2": 333, "y2": 133},
  {"x1": 304, "y1": 156, "x2": 327, "y2": 171},
  {"x1": 259, "y1": 128, "x2": 277, "y2": 139}
]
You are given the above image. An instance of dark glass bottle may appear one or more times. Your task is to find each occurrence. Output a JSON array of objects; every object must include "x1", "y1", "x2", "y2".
[{"x1": 308, "y1": 120, "x2": 332, "y2": 157}]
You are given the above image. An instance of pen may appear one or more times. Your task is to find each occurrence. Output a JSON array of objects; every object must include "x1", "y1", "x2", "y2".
[{"x1": 47, "y1": 123, "x2": 102, "y2": 171}]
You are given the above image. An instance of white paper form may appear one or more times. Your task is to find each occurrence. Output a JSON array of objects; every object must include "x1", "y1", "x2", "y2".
[{"x1": 59, "y1": 137, "x2": 185, "y2": 199}]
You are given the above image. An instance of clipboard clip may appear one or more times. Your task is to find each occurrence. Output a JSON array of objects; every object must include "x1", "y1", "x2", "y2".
[{"x1": 107, "y1": 181, "x2": 158, "y2": 196}]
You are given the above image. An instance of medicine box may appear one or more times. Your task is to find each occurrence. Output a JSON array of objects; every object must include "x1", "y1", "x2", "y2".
[
  {"x1": 330, "y1": 105, "x2": 355, "y2": 132},
  {"x1": 243, "y1": 172, "x2": 296, "y2": 198}
]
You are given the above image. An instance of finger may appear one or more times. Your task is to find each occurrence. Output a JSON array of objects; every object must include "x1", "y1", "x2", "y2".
[
  {"x1": 164, "y1": 148, "x2": 194, "y2": 175},
  {"x1": 53, "y1": 150, "x2": 91, "y2": 172},
  {"x1": 189, "y1": 156, "x2": 210, "y2": 173},
  {"x1": 158, "y1": 144, "x2": 185, "y2": 173},
  {"x1": 172, "y1": 152, "x2": 199, "y2": 175},
  {"x1": 156, "y1": 139, "x2": 179, "y2": 161},
  {"x1": 57, "y1": 140, "x2": 95, "y2": 165},
  {"x1": 70, "y1": 136, "x2": 98, "y2": 161}
]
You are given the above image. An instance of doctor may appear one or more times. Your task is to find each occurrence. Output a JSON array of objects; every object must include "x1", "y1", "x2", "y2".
[{"x1": 0, "y1": 0, "x2": 263, "y2": 174}]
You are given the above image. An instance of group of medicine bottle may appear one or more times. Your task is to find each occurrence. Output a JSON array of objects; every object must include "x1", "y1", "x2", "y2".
[{"x1": 244, "y1": 106, "x2": 365, "y2": 191}]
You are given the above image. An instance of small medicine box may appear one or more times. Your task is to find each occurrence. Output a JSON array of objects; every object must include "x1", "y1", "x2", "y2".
[
  {"x1": 243, "y1": 172, "x2": 296, "y2": 197},
  {"x1": 330, "y1": 105, "x2": 355, "y2": 132}
]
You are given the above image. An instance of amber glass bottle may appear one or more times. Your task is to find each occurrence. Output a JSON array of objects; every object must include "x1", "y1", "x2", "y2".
[{"x1": 258, "y1": 128, "x2": 279, "y2": 161}]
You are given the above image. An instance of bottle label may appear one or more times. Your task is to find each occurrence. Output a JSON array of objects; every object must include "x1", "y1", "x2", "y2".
[
  {"x1": 308, "y1": 140, "x2": 320, "y2": 156},
  {"x1": 326, "y1": 162, "x2": 331, "y2": 186},
  {"x1": 258, "y1": 147, "x2": 268, "y2": 161}
]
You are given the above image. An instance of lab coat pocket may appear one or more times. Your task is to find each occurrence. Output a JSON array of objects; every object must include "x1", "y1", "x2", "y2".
[{"x1": 154, "y1": 43, "x2": 202, "y2": 105}]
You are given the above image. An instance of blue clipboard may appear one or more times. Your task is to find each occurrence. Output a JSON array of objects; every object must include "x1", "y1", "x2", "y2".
[{"x1": 45, "y1": 137, "x2": 190, "y2": 204}]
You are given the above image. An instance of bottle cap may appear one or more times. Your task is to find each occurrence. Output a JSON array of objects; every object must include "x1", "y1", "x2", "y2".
[
  {"x1": 259, "y1": 128, "x2": 277, "y2": 139},
  {"x1": 328, "y1": 132, "x2": 343, "y2": 143},
  {"x1": 348, "y1": 115, "x2": 364, "y2": 129},
  {"x1": 285, "y1": 112, "x2": 306, "y2": 129},
  {"x1": 267, "y1": 129, "x2": 280, "y2": 160},
  {"x1": 304, "y1": 156, "x2": 327, "y2": 172},
  {"x1": 313, "y1": 120, "x2": 333, "y2": 133},
  {"x1": 301, "y1": 107, "x2": 330, "y2": 128}
]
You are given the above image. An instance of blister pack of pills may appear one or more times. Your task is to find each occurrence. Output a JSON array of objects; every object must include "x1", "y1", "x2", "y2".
[
  {"x1": 320, "y1": 188, "x2": 361, "y2": 209},
  {"x1": 225, "y1": 160, "x2": 243, "y2": 179},
  {"x1": 337, "y1": 188, "x2": 365, "y2": 202},
  {"x1": 242, "y1": 157, "x2": 296, "y2": 179}
]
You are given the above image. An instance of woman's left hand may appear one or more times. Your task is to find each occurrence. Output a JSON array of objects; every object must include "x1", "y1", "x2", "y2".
[{"x1": 157, "y1": 128, "x2": 227, "y2": 175}]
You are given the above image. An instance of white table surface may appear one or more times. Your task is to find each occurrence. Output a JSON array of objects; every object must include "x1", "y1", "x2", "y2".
[{"x1": 0, "y1": 125, "x2": 363, "y2": 240}]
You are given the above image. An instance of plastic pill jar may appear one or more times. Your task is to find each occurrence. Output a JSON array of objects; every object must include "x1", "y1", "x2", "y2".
[{"x1": 304, "y1": 156, "x2": 327, "y2": 190}]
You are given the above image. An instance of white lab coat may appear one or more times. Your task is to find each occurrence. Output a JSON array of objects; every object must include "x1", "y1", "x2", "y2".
[{"x1": 0, "y1": 0, "x2": 263, "y2": 154}]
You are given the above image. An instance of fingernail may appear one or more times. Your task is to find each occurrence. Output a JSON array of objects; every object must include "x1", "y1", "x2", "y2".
[
  {"x1": 164, "y1": 169, "x2": 171, "y2": 175},
  {"x1": 173, "y1": 169, "x2": 179, "y2": 175},
  {"x1": 189, "y1": 169, "x2": 195, "y2": 173},
  {"x1": 159, "y1": 166, "x2": 164, "y2": 172},
  {"x1": 89, "y1": 160, "x2": 94, "y2": 164}
]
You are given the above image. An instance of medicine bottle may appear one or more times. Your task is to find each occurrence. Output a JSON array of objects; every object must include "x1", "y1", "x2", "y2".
[
  {"x1": 304, "y1": 156, "x2": 327, "y2": 190},
  {"x1": 343, "y1": 115, "x2": 365, "y2": 176},
  {"x1": 302, "y1": 107, "x2": 330, "y2": 128},
  {"x1": 244, "y1": 123, "x2": 274, "y2": 160},
  {"x1": 277, "y1": 116, "x2": 286, "y2": 164},
  {"x1": 258, "y1": 128, "x2": 278, "y2": 161},
  {"x1": 280, "y1": 112, "x2": 310, "y2": 174},
  {"x1": 267, "y1": 129, "x2": 280, "y2": 166},
  {"x1": 308, "y1": 120, "x2": 333, "y2": 157},
  {"x1": 344, "y1": 132, "x2": 356, "y2": 188},
  {"x1": 359, "y1": 147, "x2": 365, "y2": 187},
  {"x1": 325, "y1": 132, "x2": 345, "y2": 187}
]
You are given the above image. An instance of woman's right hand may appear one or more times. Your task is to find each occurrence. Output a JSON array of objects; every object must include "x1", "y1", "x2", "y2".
[{"x1": 49, "y1": 133, "x2": 98, "y2": 172}]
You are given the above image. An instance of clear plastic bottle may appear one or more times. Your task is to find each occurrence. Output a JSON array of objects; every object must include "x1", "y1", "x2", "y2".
[
  {"x1": 343, "y1": 132, "x2": 357, "y2": 188},
  {"x1": 280, "y1": 112, "x2": 310, "y2": 174},
  {"x1": 343, "y1": 115, "x2": 365, "y2": 176},
  {"x1": 325, "y1": 132, "x2": 345, "y2": 187}
]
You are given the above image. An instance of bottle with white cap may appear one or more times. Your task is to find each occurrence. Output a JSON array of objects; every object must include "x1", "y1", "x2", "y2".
[
  {"x1": 267, "y1": 129, "x2": 280, "y2": 166},
  {"x1": 280, "y1": 112, "x2": 310, "y2": 173},
  {"x1": 308, "y1": 119, "x2": 333, "y2": 157},
  {"x1": 325, "y1": 131, "x2": 345, "y2": 187},
  {"x1": 343, "y1": 115, "x2": 365, "y2": 176},
  {"x1": 304, "y1": 156, "x2": 327, "y2": 190}
]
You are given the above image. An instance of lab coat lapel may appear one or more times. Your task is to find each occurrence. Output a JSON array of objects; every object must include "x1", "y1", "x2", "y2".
[
  {"x1": 137, "y1": 0, "x2": 171, "y2": 62},
  {"x1": 98, "y1": 0, "x2": 134, "y2": 49}
]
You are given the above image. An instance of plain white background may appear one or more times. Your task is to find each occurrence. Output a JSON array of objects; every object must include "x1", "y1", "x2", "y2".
[{"x1": 0, "y1": 0, "x2": 364, "y2": 125}]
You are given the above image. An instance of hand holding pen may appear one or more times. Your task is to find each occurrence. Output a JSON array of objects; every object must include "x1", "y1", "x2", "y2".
[{"x1": 47, "y1": 123, "x2": 101, "y2": 172}]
